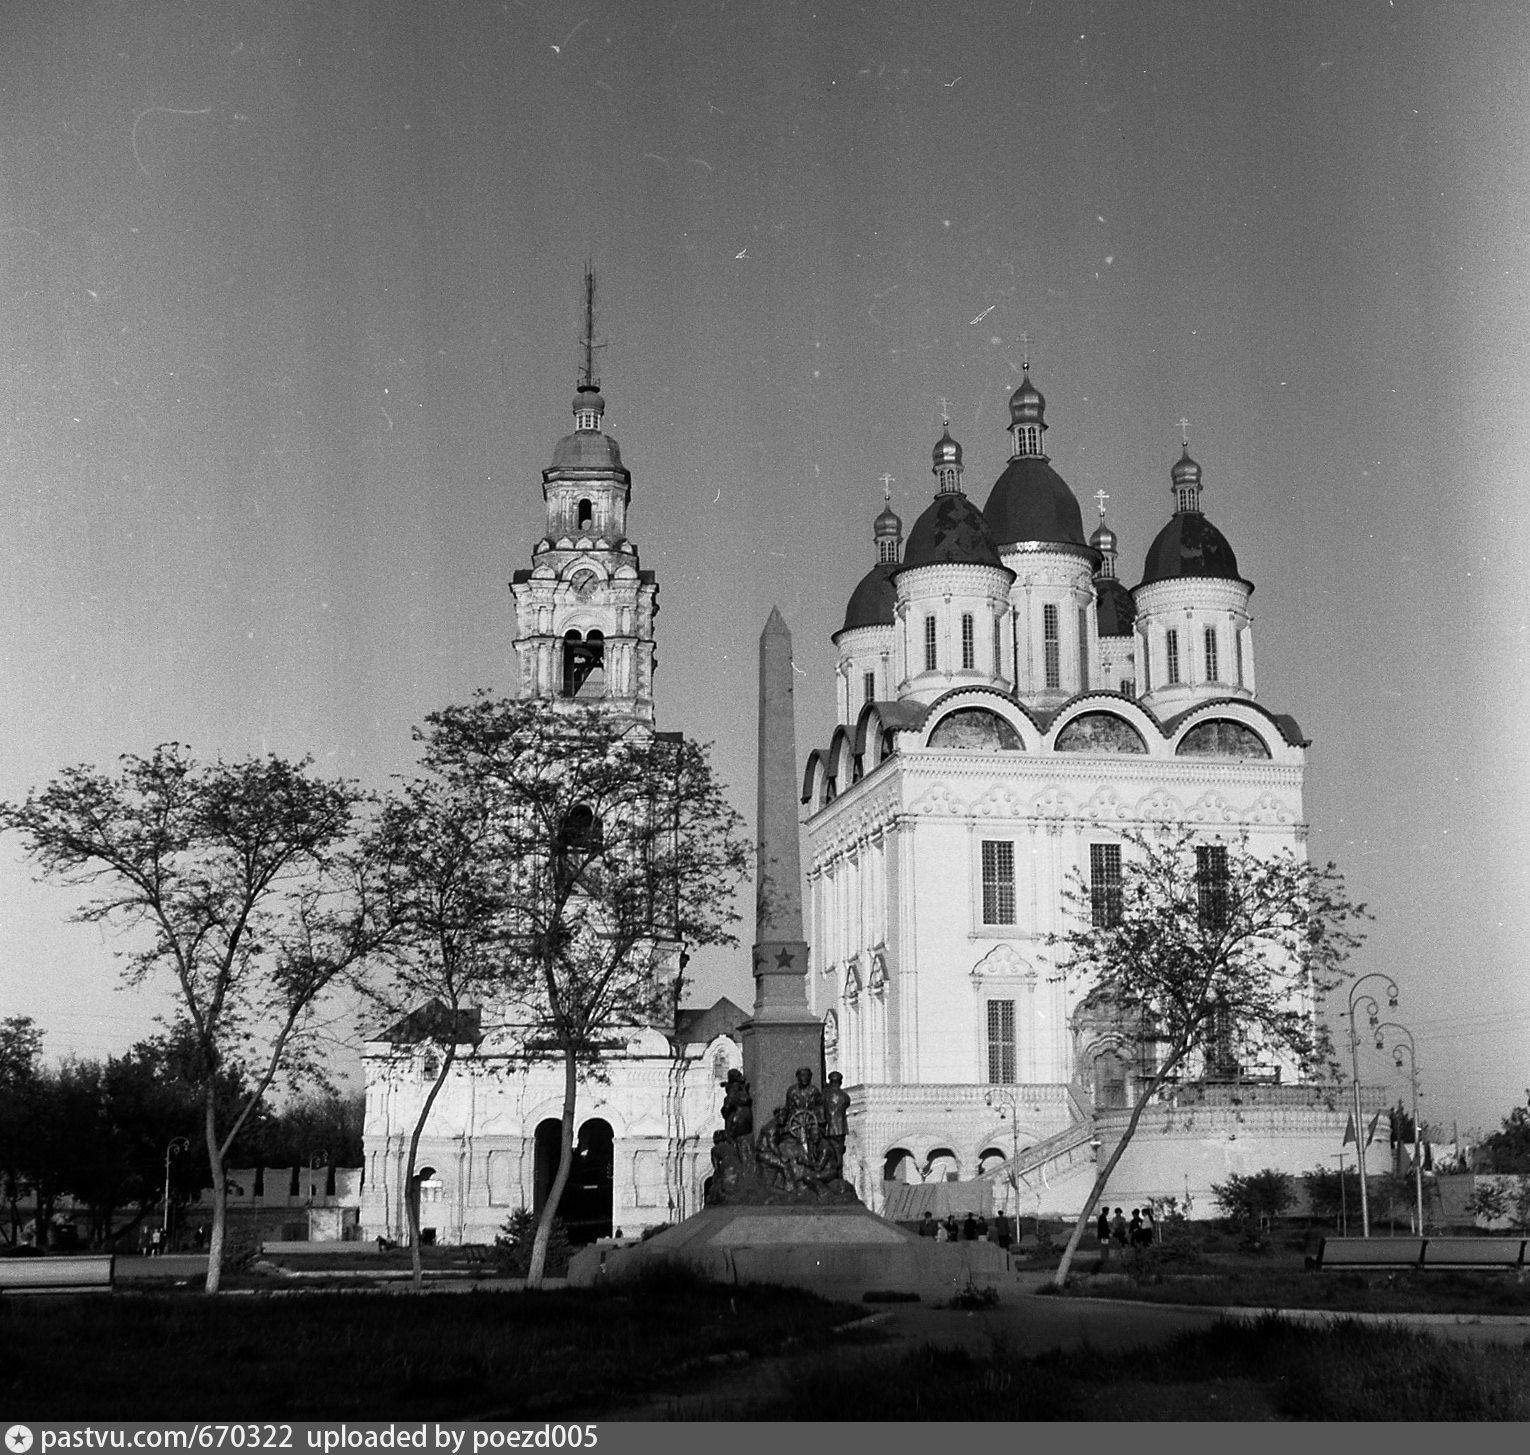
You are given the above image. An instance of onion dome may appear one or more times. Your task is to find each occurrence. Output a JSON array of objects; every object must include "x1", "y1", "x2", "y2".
[
  {"x1": 1139, "y1": 449, "x2": 1251, "y2": 588},
  {"x1": 1090, "y1": 519, "x2": 1117, "y2": 558},
  {"x1": 932, "y1": 427, "x2": 963, "y2": 469},
  {"x1": 1008, "y1": 372, "x2": 1045, "y2": 427},
  {"x1": 873, "y1": 502, "x2": 903, "y2": 562},
  {"x1": 900, "y1": 492, "x2": 1003, "y2": 570}
]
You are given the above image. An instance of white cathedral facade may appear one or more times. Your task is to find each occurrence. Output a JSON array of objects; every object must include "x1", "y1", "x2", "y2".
[
  {"x1": 804, "y1": 375, "x2": 1351, "y2": 1217},
  {"x1": 361, "y1": 352, "x2": 1353, "y2": 1246}
]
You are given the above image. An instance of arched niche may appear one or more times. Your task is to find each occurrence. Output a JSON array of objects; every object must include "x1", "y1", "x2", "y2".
[
  {"x1": 1176, "y1": 719, "x2": 1271, "y2": 759},
  {"x1": 1055, "y1": 712, "x2": 1147, "y2": 755},
  {"x1": 928, "y1": 706, "x2": 1022, "y2": 751}
]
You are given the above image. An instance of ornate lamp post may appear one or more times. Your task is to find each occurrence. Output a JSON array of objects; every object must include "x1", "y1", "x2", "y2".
[
  {"x1": 1374, "y1": 1022, "x2": 1424, "y2": 1234},
  {"x1": 1347, "y1": 973, "x2": 1398, "y2": 1237},
  {"x1": 162, "y1": 1136, "x2": 189, "y2": 1248}
]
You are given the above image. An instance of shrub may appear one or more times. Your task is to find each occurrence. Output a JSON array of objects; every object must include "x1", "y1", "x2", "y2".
[{"x1": 493, "y1": 1207, "x2": 572, "y2": 1277}]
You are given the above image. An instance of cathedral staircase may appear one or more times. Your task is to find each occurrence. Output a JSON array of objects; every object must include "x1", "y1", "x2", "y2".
[{"x1": 978, "y1": 1119, "x2": 1100, "y2": 1209}]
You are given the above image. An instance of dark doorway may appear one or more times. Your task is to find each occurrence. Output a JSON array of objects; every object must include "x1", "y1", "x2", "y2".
[{"x1": 532, "y1": 1116, "x2": 614, "y2": 1246}]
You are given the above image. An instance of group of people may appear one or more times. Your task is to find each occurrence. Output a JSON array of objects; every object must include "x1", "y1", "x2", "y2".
[
  {"x1": 708, "y1": 1065, "x2": 856, "y2": 1203},
  {"x1": 917, "y1": 1209, "x2": 1012, "y2": 1250},
  {"x1": 1096, "y1": 1205, "x2": 1155, "y2": 1250}
]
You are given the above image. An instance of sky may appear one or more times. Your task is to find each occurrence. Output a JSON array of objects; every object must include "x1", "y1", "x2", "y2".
[{"x1": 2, "y1": 0, "x2": 1528, "y2": 1135}]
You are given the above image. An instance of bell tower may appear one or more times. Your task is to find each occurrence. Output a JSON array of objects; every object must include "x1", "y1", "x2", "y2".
[{"x1": 510, "y1": 267, "x2": 659, "y2": 724}]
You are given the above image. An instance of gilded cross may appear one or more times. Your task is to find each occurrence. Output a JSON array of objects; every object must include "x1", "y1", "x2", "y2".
[
  {"x1": 1019, "y1": 331, "x2": 1031, "y2": 370},
  {"x1": 1178, "y1": 416, "x2": 1191, "y2": 446},
  {"x1": 879, "y1": 472, "x2": 895, "y2": 500},
  {"x1": 1093, "y1": 489, "x2": 1109, "y2": 518}
]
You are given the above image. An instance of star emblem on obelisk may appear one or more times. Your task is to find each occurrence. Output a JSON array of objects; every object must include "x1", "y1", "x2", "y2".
[{"x1": 774, "y1": 947, "x2": 796, "y2": 969}]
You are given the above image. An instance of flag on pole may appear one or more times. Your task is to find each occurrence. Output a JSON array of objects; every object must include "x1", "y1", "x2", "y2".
[
  {"x1": 1366, "y1": 1111, "x2": 1382, "y2": 1146},
  {"x1": 1342, "y1": 1113, "x2": 1357, "y2": 1145}
]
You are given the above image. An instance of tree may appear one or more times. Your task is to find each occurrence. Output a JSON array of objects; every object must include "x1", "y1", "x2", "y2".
[
  {"x1": 0, "y1": 745, "x2": 375, "y2": 1291},
  {"x1": 0, "y1": 1016, "x2": 44, "y2": 1245},
  {"x1": 356, "y1": 768, "x2": 514, "y2": 1288},
  {"x1": 412, "y1": 697, "x2": 749, "y2": 1288},
  {"x1": 1046, "y1": 829, "x2": 1367, "y2": 1286},
  {"x1": 1211, "y1": 1169, "x2": 1295, "y2": 1228},
  {"x1": 1475, "y1": 1090, "x2": 1530, "y2": 1173}
]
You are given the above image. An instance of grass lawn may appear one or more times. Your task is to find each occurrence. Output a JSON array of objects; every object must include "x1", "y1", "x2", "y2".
[
  {"x1": 0, "y1": 1271, "x2": 861, "y2": 1420},
  {"x1": 723, "y1": 1315, "x2": 1530, "y2": 1421},
  {"x1": 1042, "y1": 1244, "x2": 1530, "y2": 1317}
]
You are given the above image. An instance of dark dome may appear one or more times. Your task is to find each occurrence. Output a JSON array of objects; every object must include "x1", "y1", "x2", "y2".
[
  {"x1": 1139, "y1": 512, "x2": 1249, "y2": 587},
  {"x1": 572, "y1": 387, "x2": 606, "y2": 417},
  {"x1": 839, "y1": 562, "x2": 898, "y2": 633},
  {"x1": 1095, "y1": 576, "x2": 1137, "y2": 636},
  {"x1": 874, "y1": 503, "x2": 902, "y2": 536},
  {"x1": 983, "y1": 457, "x2": 1089, "y2": 548},
  {"x1": 550, "y1": 431, "x2": 625, "y2": 470},
  {"x1": 1089, "y1": 519, "x2": 1117, "y2": 554},
  {"x1": 900, "y1": 492, "x2": 1003, "y2": 570}
]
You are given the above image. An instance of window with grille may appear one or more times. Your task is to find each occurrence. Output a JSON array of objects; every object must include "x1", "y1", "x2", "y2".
[
  {"x1": 1235, "y1": 630, "x2": 1245, "y2": 686},
  {"x1": 993, "y1": 619, "x2": 1002, "y2": 676},
  {"x1": 1204, "y1": 626, "x2": 1219, "y2": 682},
  {"x1": 924, "y1": 615, "x2": 937, "y2": 672},
  {"x1": 863, "y1": 670, "x2": 875, "y2": 706},
  {"x1": 987, "y1": 999, "x2": 1017, "y2": 1084},
  {"x1": 1078, "y1": 607, "x2": 1090, "y2": 691},
  {"x1": 981, "y1": 840, "x2": 1016, "y2": 925},
  {"x1": 1043, "y1": 604, "x2": 1060, "y2": 689},
  {"x1": 1089, "y1": 843, "x2": 1123, "y2": 927},
  {"x1": 1165, "y1": 629, "x2": 1180, "y2": 685},
  {"x1": 961, "y1": 614, "x2": 975, "y2": 670},
  {"x1": 1196, "y1": 844, "x2": 1230, "y2": 931}
]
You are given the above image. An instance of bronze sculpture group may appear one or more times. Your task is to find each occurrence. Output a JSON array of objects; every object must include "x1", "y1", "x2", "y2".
[{"x1": 707, "y1": 1066, "x2": 859, "y2": 1206}]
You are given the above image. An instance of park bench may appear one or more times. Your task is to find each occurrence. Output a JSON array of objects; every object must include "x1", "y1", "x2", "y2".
[
  {"x1": 1314, "y1": 1237, "x2": 1527, "y2": 1272},
  {"x1": 0, "y1": 1253, "x2": 115, "y2": 1295}
]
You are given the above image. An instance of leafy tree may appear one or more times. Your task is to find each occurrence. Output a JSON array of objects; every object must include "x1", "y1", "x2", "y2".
[
  {"x1": 250, "y1": 1090, "x2": 365, "y2": 1171},
  {"x1": 412, "y1": 698, "x2": 749, "y2": 1288},
  {"x1": 1467, "y1": 1181, "x2": 1508, "y2": 1226},
  {"x1": 0, "y1": 1016, "x2": 44, "y2": 1244},
  {"x1": 355, "y1": 767, "x2": 516, "y2": 1289},
  {"x1": 0, "y1": 745, "x2": 376, "y2": 1291},
  {"x1": 1046, "y1": 829, "x2": 1367, "y2": 1286},
  {"x1": 1476, "y1": 1090, "x2": 1530, "y2": 1173},
  {"x1": 1211, "y1": 1169, "x2": 1295, "y2": 1228}
]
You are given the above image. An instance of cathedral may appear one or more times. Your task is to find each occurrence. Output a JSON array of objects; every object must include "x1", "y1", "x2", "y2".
[
  {"x1": 804, "y1": 373, "x2": 1349, "y2": 1219},
  {"x1": 361, "y1": 320, "x2": 1354, "y2": 1245}
]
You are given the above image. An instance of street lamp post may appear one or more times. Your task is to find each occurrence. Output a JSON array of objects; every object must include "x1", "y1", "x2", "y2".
[
  {"x1": 984, "y1": 1088, "x2": 1021, "y2": 1219},
  {"x1": 162, "y1": 1136, "x2": 189, "y2": 1248},
  {"x1": 1346, "y1": 973, "x2": 1398, "y2": 1237},
  {"x1": 1374, "y1": 1022, "x2": 1424, "y2": 1235}
]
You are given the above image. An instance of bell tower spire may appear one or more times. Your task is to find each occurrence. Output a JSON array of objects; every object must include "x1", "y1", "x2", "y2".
[{"x1": 508, "y1": 269, "x2": 659, "y2": 723}]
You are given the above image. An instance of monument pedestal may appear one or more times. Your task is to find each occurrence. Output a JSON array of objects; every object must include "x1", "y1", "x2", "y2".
[
  {"x1": 567, "y1": 1202, "x2": 1011, "y2": 1295},
  {"x1": 741, "y1": 935, "x2": 823, "y2": 1120}
]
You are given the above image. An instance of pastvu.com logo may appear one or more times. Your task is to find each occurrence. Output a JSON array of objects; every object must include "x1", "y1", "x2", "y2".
[{"x1": 5, "y1": 1426, "x2": 34, "y2": 1453}]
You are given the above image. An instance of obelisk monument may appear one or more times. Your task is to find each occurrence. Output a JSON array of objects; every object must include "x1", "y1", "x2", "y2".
[{"x1": 741, "y1": 607, "x2": 823, "y2": 1119}]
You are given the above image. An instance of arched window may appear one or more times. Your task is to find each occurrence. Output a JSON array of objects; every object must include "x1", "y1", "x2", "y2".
[
  {"x1": 562, "y1": 630, "x2": 605, "y2": 698},
  {"x1": 577, "y1": 497, "x2": 593, "y2": 530},
  {"x1": 1043, "y1": 604, "x2": 1060, "y2": 689},
  {"x1": 1176, "y1": 720, "x2": 1270, "y2": 759},
  {"x1": 1055, "y1": 712, "x2": 1147, "y2": 755},
  {"x1": 928, "y1": 707, "x2": 1022, "y2": 751},
  {"x1": 556, "y1": 804, "x2": 603, "y2": 891}
]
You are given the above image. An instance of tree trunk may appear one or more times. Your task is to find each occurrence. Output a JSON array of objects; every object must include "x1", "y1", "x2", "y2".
[
  {"x1": 404, "y1": 1043, "x2": 457, "y2": 1293},
  {"x1": 527, "y1": 1047, "x2": 579, "y2": 1290},
  {"x1": 203, "y1": 1085, "x2": 227, "y2": 1294},
  {"x1": 1051, "y1": 1054, "x2": 1185, "y2": 1288}
]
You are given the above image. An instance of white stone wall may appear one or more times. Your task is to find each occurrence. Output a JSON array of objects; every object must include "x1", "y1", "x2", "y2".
[{"x1": 360, "y1": 1033, "x2": 739, "y2": 1244}]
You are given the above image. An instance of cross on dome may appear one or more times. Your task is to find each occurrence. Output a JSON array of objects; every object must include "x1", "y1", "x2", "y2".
[
  {"x1": 1094, "y1": 488, "x2": 1110, "y2": 518},
  {"x1": 880, "y1": 472, "x2": 895, "y2": 499},
  {"x1": 1179, "y1": 416, "x2": 1191, "y2": 446}
]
